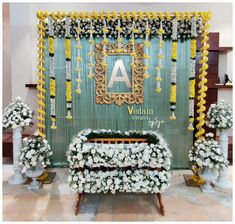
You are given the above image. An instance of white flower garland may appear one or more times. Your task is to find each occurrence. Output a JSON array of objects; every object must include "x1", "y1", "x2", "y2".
[
  {"x1": 144, "y1": 19, "x2": 150, "y2": 79},
  {"x1": 169, "y1": 17, "x2": 178, "y2": 120},
  {"x1": 189, "y1": 133, "x2": 229, "y2": 169},
  {"x1": 48, "y1": 16, "x2": 57, "y2": 129},
  {"x1": 188, "y1": 16, "x2": 197, "y2": 131},
  {"x1": 19, "y1": 133, "x2": 53, "y2": 173},
  {"x1": 75, "y1": 19, "x2": 82, "y2": 94},
  {"x1": 67, "y1": 129, "x2": 172, "y2": 194},
  {"x1": 206, "y1": 100, "x2": 233, "y2": 130},
  {"x1": 2, "y1": 97, "x2": 33, "y2": 129},
  {"x1": 155, "y1": 20, "x2": 164, "y2": 93}
]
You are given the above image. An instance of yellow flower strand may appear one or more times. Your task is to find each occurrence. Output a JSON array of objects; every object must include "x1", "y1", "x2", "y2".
[
  {"x1": 195, "y1": 14, "x2": 211, "y2": 139},
  {"x1": 36, "y1": 11, "x2": 47, "y2": 138}
]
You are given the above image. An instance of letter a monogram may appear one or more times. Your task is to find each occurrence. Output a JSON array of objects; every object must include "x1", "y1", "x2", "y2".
[{"x1": 108, "y1": 59, "x2": 131, "y2": 88}]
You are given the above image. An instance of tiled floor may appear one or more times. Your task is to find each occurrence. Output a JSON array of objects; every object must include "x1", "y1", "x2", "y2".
[{"x1": 2, "y1": 165, "x2": 233, "y2": 221}]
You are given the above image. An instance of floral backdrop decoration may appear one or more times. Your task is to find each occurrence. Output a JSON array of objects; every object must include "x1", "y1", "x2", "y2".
[{"x1": 35, "y1": 11, "x2": 211, "y2": 141}]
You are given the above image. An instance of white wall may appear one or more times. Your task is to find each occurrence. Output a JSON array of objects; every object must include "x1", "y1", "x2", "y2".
[{"x1": 6, "y1": 2, "x2": 233, "y2": 134}]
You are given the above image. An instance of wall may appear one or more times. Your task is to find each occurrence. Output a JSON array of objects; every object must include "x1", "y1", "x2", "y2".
[
  {"x1": 3, "y1": 3, "x2": 12, "y2": 109},
  {"x1": 5, "y1": 2, "x2": 233, "y2": 134}
]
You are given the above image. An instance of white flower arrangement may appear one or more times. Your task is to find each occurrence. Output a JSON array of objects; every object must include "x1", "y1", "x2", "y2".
[
  {"x1": 2, "y1": 97, "x2": 33, "y2": 129},
  {"x1": 67, "y1": 129, "x2": 172, "y2": 194},
  {"x1": 206, "y1": 100, "x2": 233, "y2": 130},
  {"x1": 19, "y1": 133, "x2": 53, "y2": 173},
  {"x1": 68, "y1": 169, "x2": 171, "y2": 194},
  {"x1": 189, "y1": 133, "x2": 229, "y2": 169}
]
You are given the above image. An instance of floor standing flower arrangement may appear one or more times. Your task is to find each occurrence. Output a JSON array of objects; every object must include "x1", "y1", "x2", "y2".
[
  {"x1": 65, "y1": 17, "x2": 73, "y2": 119},
  {"x1": 206, "y1": 100, "x2": 233, "y2": 130},
  {"x1": 19, "y1": 133, "x2": 53, "y2": 174},
  {"x1": 3, "y1": 97, "x2": 33, "y2": 129},
  {"x1": 206, "y1": 100, "x2": 232, "y2": 188}
]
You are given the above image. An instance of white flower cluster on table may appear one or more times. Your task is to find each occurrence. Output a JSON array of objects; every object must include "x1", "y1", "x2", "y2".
[
  {"x1": 2, "y1": 97, "x2": 33, "y2": 129},
  {"x1": 68, "y1": 169, "x2": 171, "y2": 194},
  {"x1": 189, "y1": 133, "x2": 229, "y2": 170},
  {"x1": 19, "y1": 133, "x2": 53, "y2": 173},
  {"x1": 206, "y1": 99, "x2": 233, "y2": 130},
  {"x1": 67, "y1": 129, "x2": 172, "y2": 194}
]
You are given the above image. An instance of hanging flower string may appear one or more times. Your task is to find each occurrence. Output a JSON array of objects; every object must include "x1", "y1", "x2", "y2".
[
  {"x1": 65, "y1": 17, "x2": 73, "y2": 119},
  {"x1": 130, "y1": 20, "x2": 138, "y2": 70},
  {"x1": 195, "y1": 12, "x2": 211, "y2": 139},
  {"x1": 116, "y1": 19, "x2": 123, "y2": 53},
  {"x1": 144, "y1": 20, "x2": 150, "y2": 79},
  {"x1": 155, "y1": 14, "x2": 165, "y2": 93},
  {"x1": 169, "y1": 14, "x2": 179, "y2": 120},
  {"x1": 101, "y1": 18, "x2": 108, "y2": 67},
  {"x1": 75, "y1": 19, "x2": 82, "y2": 94},
  {"x1": 88, "y1": 20, "x2": 95, "y2": 78},
  {"x1": 48, "y1": 16, "x2": 57, "y2": 129},
  {"x1": 36, "y1": 11, "x2": 47, "y2": 138},
  {"x1": 188, "y1": 15, "x2": 198, "y2": 131}
]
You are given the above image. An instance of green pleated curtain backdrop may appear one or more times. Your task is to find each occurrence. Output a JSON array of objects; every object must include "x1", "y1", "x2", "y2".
[{"x1": 44, "y1": 38, "x2": 192, "y2": 168}]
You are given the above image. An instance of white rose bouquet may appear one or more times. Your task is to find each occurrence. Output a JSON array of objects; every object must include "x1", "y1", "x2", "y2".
[
  {"x1": 189, "y1": 133, "x2": 229, "y2": 169},
  {"x1": 19, "y1": 133, "x2": 53, "y2": 173},
  {"x1": 206, "y1": 100, "x2": 233, "y2": 130},
  {"x1": 2, "y1": 97, "x2": 33, "y2": 130}
]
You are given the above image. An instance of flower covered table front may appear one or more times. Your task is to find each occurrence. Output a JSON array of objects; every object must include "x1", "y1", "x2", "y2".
[{"x1": 67, "y1": 129, "x2": 172, "y2": 216}]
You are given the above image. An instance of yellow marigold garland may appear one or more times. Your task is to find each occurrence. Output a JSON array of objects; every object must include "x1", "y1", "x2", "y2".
[
  {"x1": 195, "y1": 12, "x2": 211, "y2": 139},
  {"x1": 65, "y1": 17, "x2": 73, "y2": 119},
  {"x1": 36, "y1": 11, "x2": 47, "y2": 139}
]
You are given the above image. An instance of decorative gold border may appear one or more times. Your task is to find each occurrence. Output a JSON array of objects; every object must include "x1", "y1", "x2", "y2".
[{"x1": 95, "y1": 42, "x2": 144, "y2": 106}]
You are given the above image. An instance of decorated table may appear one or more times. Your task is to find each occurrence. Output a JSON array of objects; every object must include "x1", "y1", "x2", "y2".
[{"x1": 67, "y1": 129, "x2": 172, "y2": 215}]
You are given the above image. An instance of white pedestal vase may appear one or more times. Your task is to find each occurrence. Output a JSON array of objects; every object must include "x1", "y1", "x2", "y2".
[
  {"x1": 25, "y1": 163, "x2": 44, "y2": 190},
  {"x1": 199, "y1": 167, "x2": 218, "y2": 193},
  {"x1": 8, "y1": 127, "x2": 27, "y2": 185},
  {"x1": 215, "y1": 130, "x2": 232, "y2": 189}
]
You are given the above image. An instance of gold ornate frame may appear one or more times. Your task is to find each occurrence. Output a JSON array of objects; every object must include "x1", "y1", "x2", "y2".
[{"x1": 95, "y1": 42, "x2": 144, "y2": 106}]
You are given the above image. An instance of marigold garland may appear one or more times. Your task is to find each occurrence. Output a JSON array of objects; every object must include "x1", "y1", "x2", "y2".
[
  {"x1": 65, "y1": 17, "x2": 73, "y2": 119},
  {"x1": 169, "y1": 16, "x2": 179, "y2": 120},
  {"x1": 188, "y1": 16, "x2": 197, "y2": 131},
  {"x1": 155, "y1": 14, "x2": 165, "y2": 93},
  {"x1": 48, "y1": 16, "x2": 57, "y2": 129},
  {"x1": 195, "y1": 12, "x2": 211, "y2": 139},
  {"x1": 36, "y1": 11, "x2": 47, "y2": 139}
]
